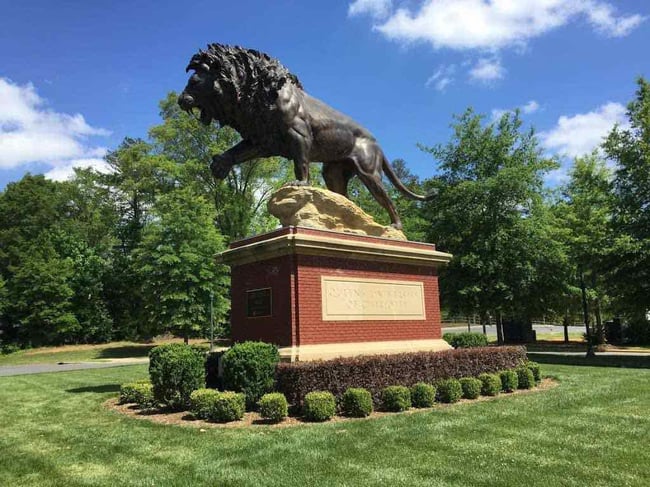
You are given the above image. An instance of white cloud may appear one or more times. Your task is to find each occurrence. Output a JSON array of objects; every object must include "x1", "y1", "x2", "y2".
[
  {"x1": 425, "y1": 64, "x2": 456, "y2": 91},
  {"x1": 357, "y1": 0, "x2": 645, "y2": 50},
  {"x1": 491, "y1": 99, "x2": 540, "y2": 121},
  {"x1": 522, "y1": 100, "x2": 540, "y2": 114},
  {"x1": 540, "y1": 102, "x2": 627, "y2": 158},
  {"x1": 586, "y1": 2, "x2": 646, "y2": 37},
  {"x1": 468, "y1": 57, "x2": 505, "y2": 82},
  {"x1": 45, "y1": 154, "x2": 112, "y2": 182},
  {"x1": 349, "y1": 0, "x2": 392, "y2": 19},
  {"x1": 0, "y1": 78, "x2": 110, "y2": 177}
]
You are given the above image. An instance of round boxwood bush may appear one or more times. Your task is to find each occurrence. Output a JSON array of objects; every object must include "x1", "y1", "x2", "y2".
[
  {"x1": 131, "y1": 382, "x2": 156, "y2": 409},
  {"x1": 341, "y1": 388, "x2": 373, "y2": 417},
  {"x1": 526, "y1": 361, "x2": 542, "y2": 384},
  {"x1": 303, "y1": 391, "x2": 336, "y2": 422},
  {"x1": 382, "y1": 385, "x2": 411, "y2": 412},
  {"x1": 516, "y1": 366, "x2": 535, "y2": 389},
  {"x1": 437, "y1": 378, "x2": 462, "y2": 403},
  {"x1": 478, "y1": 373, "x2": 501, "y2": 396},
  {"x1": 211, "y1": 391, "x2": 246, "y2": 422},
  {"x1": 222, "y1": 341, "x2": 280, "y2": 409},
  {"x1": 410, "y1": 383, "x2": 436, "y2": 408},
  {"x1": 258, "y1": 393, "x2": 289, "y2": 423},
  {"x1": 190, "y1": 388, "x2": 220, "y2": 420},
  {"x1": 119, "y1": 379, "x2": 150, "y2": 404},
  {"x1": 149, "y1": 343, "x2": 205, "y2": 410},
  {"x1": 500, "y1": 369, "x2": 519, "y2": 393},
  {"x1": 459, "y1": 377, "x2": 482, "y2": 399},
  {"x1": 442, "y1": 332, "x2": 488, "y2": 349}
]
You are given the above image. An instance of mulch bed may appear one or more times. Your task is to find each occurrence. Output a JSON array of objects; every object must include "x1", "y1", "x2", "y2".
[{"x1": 106, "y1": 378, "x2": 557, "y2": 430}]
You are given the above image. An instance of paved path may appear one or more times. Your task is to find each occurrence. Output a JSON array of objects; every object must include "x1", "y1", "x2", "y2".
[{"x1": 0, "y1": 358, "x2": 148, "y2": 377}]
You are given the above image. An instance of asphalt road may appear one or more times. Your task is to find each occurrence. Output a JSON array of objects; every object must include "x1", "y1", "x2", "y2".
[{"x1": 0, "y1": 359, "x2": 148, "y2": 377}]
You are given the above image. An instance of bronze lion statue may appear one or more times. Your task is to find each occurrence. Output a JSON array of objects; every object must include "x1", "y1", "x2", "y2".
[{"x1": 178, "y1": 43, "x2": 434, "y2": 229}]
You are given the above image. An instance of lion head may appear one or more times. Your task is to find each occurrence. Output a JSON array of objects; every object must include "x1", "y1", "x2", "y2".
[{"x1": 178, "y1": 44, "x2": 303, "y2": 128}]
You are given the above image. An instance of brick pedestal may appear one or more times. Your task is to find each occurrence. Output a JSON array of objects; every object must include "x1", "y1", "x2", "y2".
[{"x1": 217, "y1": 227, "x2": 453, "y2": 361}]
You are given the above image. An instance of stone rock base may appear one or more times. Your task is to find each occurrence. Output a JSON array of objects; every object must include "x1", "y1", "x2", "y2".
[{"x1": 268, "y1": 185, "x2": 407, "y2": 240}]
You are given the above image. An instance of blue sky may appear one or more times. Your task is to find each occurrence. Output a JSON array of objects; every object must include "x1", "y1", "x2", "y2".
[{"x1": 1, "y1": 0, "x2": 648, "y2": 188}]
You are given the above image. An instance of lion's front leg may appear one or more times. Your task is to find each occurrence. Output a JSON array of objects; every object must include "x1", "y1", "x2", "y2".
[
  {"x1": 210, "y1": 154, "x2": 231, "y2": 180},
  {"x1": 210, "y1": 140, "x2": 263, "y2": 180}
]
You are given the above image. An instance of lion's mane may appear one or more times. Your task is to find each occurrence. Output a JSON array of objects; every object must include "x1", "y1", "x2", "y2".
[{"x1": 189, "y1": 43, "x2": 302, "y2": 105}]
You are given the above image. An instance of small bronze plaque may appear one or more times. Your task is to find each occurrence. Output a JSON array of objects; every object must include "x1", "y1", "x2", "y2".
[{"x1": 246, "y1": 288, "x2": 272, "y2": 318}]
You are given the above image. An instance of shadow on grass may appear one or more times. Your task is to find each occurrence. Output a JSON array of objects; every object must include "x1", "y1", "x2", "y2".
[
  {"x1": 66, "y1": 384, "x2": 122, "y2": 394},
  {"x1": 528, "y1": 353, "x2": 650, "y2": 369},
  {"x1": 95, "y1": 345, "x2": 156, "y2": 359}
]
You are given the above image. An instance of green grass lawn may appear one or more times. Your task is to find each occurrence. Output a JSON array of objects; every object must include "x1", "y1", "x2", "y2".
[{"x1": 1, "y1": 364, "x2": 648, "y2": 486}]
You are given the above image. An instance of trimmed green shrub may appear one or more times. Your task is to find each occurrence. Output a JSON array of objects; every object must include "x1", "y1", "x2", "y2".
[
  {"x1": 149, "y1": 343, "x2": 205, "y2": 410},
  {"x1": 341, "y1": 388, "x2": 373, "y2": 417},
  {"x1": 189, "y1": 388, "x2": 220, "y2": 420},
  {"x1": 460, "y1": 377, "x2": 482, "y2": 399},
  {"x1": 222, "y1": 341, "x2": 280, "y2": 408},
  {"x1": 132, "y1": 382, "x2": 156, "y2": 409},
  {"x1": 410, "y1": 383, "x2": 436, "y2": 408},
  {"x1": 443, "y1": 332, "x2": 489, "y2": 349},
  {"x1": 478, "y1": 373, "x2": 501, "y2": 396},
  {"x1": 258, "y1": 393, "x2": 289, "y2": 423},
  {"x1": 119, "y1": 379, "x2": 150, "y2": 404},
  {"x1": 437, "y1": 378, "x2": 462, "y2": 403},
  {"x1": 303, "y1": 391, "x2": 336, "y2": 422},
  {"x1": 211, "y1": 392, "x2": 246, "y2": 422},
  {"x1": 516, "y1": 367, "x2": 535, "y2": 389},
  {"x1": 382, "y1": 386, "x2": 411, "y2": 412},
  {"x1": 500, "y1": 370, "x2": 519, "y2": 392},
  {"x1": 276, "y1": 346, "x2": 527, "y2": 406},
  {"x1": 526, "y1": 361, "x2": 542, "y2": 383}
]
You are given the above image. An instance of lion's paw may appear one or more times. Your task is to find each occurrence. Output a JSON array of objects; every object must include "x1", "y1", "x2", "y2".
[
  {"x1": 283, "y1": 180, "x2": 310, "y2": 187},
  {"x1": 210, "y1": 159, "x2": 231, "y2": 180}
]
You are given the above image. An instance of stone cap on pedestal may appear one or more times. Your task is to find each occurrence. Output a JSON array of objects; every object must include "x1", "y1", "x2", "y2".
[{"x1": 217, "y1": 226, "x2": 453, "y2": 267}]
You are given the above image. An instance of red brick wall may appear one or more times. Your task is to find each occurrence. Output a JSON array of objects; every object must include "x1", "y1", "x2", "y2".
[
  {"x1": 230, "y1": 255, "x2": 296, "y2": 346},
  {"x1": 294, "y1": 255, "x2": 442, "y2": 345},
  {"x1": 228, "y1": 228, "x2": 444, "y2": 348}
]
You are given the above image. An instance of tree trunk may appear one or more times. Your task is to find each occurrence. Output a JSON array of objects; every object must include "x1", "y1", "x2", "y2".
[
  {"x1": 591, "y1": 274, "x2": 605, "y2": 346},
  {"x1": 184, "y1": 334, "x2": 189, "y2": 345},
  {"x1": 563, "y1": 311, "x2": 570, "y2": 344},
  {"x1": 580, "y1": 270, "x2": 595, "y2": 357},
  {"x1": 496, "y1": 311, "x2": 505, "y2": 345}
]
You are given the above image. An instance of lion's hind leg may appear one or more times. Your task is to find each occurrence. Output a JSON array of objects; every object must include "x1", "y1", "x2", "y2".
[
  {"x1": 356, "y1": 171, "x2": 403, "y2": 230},
  {"x1": 322, "y1": 161, "x2": 354, "y2": 198}
]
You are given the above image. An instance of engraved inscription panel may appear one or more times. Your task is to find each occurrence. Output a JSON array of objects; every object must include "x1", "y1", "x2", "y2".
[{"x1": 321, "y1": 277, "x2": 425, "y2": 321}]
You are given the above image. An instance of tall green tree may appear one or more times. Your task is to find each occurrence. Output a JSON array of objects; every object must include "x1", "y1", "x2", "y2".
[
  {"x1": 5, "y1": 235, "x2": 78, "y2": 346},
  {"x1": 97, "y1": 138, "x2": 174, "y2": 339},
  {"x1": 0, "y1": 175, "x2": 70, "y2": 272},
  {"x1": 603, "y1": 78, "x2": 650, "y2": 332},
  {"x1": 420, "y1": 109, "x2": 565, "y2": 342},
  {"x1": 554, "y1": 154, "x2": 613, "y2": 350},
  {"x1": 134, "y1": 188, "x2": 229, "y2": 342}
]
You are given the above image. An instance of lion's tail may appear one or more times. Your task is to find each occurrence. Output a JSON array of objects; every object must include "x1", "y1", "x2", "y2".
[{"x1": 382, "y1": 156, "x2": 436, "y2": 201}]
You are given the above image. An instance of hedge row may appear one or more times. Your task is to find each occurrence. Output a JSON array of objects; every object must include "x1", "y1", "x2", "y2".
[{"x1": 275, "y1": 346, "x2": 527, "y2": 405}]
